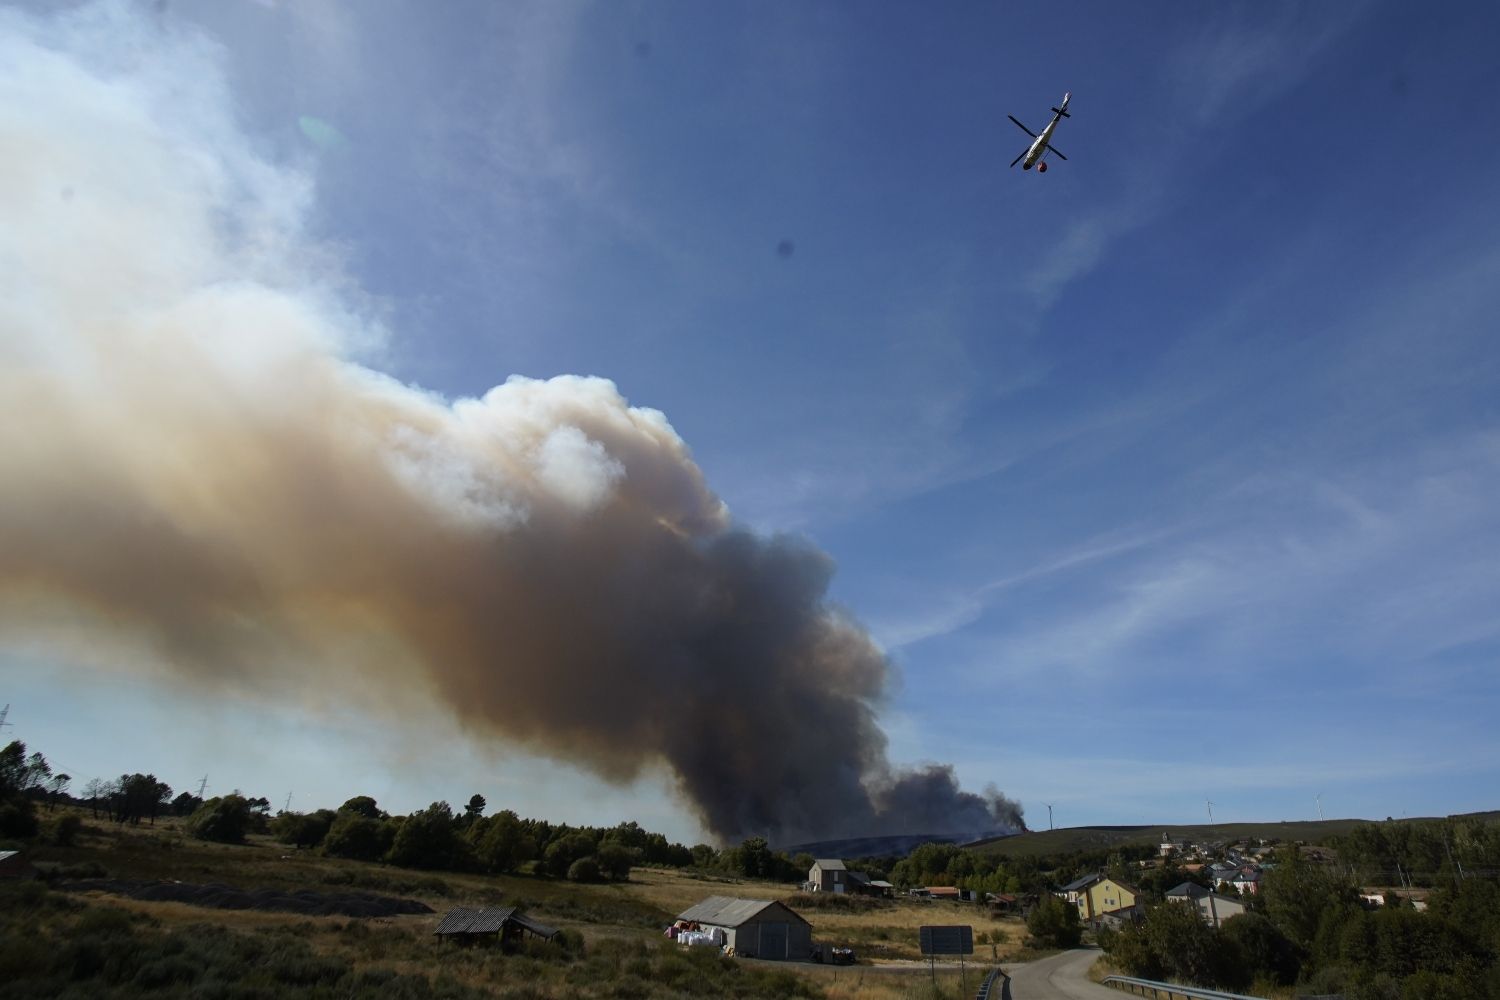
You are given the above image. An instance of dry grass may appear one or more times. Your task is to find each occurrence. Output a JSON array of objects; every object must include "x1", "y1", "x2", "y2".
[{"x1": 26, "y1": 810, "x2": 1025, "y2": 996}]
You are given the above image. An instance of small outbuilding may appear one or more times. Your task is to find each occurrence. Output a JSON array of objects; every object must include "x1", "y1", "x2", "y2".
[
  {"x1": 808, "y1": 858, "x2": 847, "y2": 893},
  {"x1": 676, "y1": 896, "x2": 812, "y2": 960},
  {"x1": 0, "y1": 851, "x2": 38, "y2": 880},
  {"x1": 434, "y1": 906, "x2": 558, "y2": 948}
]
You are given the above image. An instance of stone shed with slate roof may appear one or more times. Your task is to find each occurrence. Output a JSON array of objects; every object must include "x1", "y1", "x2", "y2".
[
  {"x1": 677, "y1": 896, "x2": 812, "y2": 960},
  {"x1": 433, "y1": 906, "x2": 558, "y2": 948},
  {"x1": 0, "y1": 851, "x2": 37, "y2": 879}
]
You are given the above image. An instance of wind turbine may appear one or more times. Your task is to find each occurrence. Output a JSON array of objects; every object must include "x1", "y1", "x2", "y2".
[
  {"x1": 1043, "y1": 803, "x2": 1054, "y2": 831},
  {"x1": 1316, "y1": 793, "x2": 1325, "y2": 822},
  {"x1": 1206, "y1": 800, "x2": 1215, "y2": 824}
]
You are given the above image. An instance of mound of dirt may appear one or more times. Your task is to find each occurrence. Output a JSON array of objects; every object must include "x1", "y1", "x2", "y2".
[{"x1": 62, "y1": 878, "x2": 435, "y2": 918}]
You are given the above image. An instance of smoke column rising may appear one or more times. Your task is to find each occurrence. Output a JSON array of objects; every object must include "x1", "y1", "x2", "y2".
[{"x1": 0, "y1": 4, "x2": 1022, "y2": 843}]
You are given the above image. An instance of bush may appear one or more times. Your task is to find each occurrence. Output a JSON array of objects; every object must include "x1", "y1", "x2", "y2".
[
  {"x1": 0, "y1": 800, "x2": 37, "y2": 839},
  {"x1": 43, "y1": 813, "x2": 82, "y2": 846},
  {"x1": 323, "y1": 813, "x2": 394, "y2": 862},
  {"x1": 271, "y1": 810, "x2": 334, "y2": 849},
  {"x1": 567, "y1": 856, "x2": 602, "y2": 882},
  {"x1": 1026, "y1": 893, "x2": 1082, "y2": 948},
  {"x1": 185, "y1": 795, "x2": 252, "y2": 844}
]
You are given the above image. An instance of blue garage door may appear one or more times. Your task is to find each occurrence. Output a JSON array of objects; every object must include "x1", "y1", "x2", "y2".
[{"x1": 759, "y1": 922, "x2": 787, "y2": 959}]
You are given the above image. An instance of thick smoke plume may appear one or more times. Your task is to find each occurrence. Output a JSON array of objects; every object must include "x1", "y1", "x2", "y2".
[{"x1": 0, "y1": 5, "x2": 1022, "y2": 844}]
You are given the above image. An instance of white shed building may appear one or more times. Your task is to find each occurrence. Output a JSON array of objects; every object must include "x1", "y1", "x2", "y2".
[{"x1": 677, "y1": 896, "x2": 812, "y2": 960}]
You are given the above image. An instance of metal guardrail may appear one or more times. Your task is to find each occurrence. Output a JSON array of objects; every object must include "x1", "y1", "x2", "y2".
[
  {"x1": 974, "y1": 966, "x2": 1005, "y2": 1000},
  {"x1": 1101, "y1": 974, "x2": 1269, "y2": 1000}
]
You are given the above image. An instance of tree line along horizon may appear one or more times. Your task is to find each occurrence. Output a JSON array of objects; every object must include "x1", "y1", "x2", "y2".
[{"x1": 5, "y1": 737, "x2": 1497, "y2": 885}]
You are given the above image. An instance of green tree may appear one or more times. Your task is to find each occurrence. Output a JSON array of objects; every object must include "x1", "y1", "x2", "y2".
[
  {"x1": 170, "y1": 791, "x2": 203, "y2": 817},
  {"x1": 1026, "y1": 893, "x2": 1082, "y2": 948},
  {"x1": 462, "y1": 794, "x2": 486, "y2": 826},
  {"x1": 185, "y1": 794, "x2": 253, "y2": 843},
  {"x1": 473, "y1": 809, "x2": 536, "y2": 873},
  {"x1": 338, "y1": 795, "x2": 384, "y2": 819},
  {"x1": 387, "y1": 801, "x2": 471, "y2": 870},
  {"x1": 596, "y1": 842, "x2": 635, "y2": 882},
  {"x1": 111, "y1": 774, "x2": 173, "y2": 826},
  {"x1": 567, "y1": 856, "x2": 602, "y2": 882},
  {"x1": 1260, "y1": 847, "x2": 1359, "y2": 952},
  {"x1": 543, "y1": 831, "x2": 598, "y2": 878},
  {"x1": 271, "y1": 809, "x2": 336, "y2": 849},
  {"x1": 729, "y1": 836, "x2": 775, "y2": 879},
  {"x1": 1220, "y1": 911, "x2": 1299, "y2": 986},
  {"x1": 323, "y1": 811, "x2": 392, "y2": 861}
]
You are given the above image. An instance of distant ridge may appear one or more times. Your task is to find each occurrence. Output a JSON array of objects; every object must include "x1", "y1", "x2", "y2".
[
  {"x1": 969, "y1": 814, "x2": 1499, "y2": 858},
  {"x1": 780, "y1": 830, "x2": 1019, "y2": 859}
]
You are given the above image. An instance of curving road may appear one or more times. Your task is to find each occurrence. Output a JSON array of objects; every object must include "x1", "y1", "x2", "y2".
[{"x1": 1003, "y1": 947, "x2": 1120, "y2": 1000}]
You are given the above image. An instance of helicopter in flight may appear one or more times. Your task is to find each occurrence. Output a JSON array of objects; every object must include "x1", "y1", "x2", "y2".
[{"x1": 1008, "y1": 92, "x2": 1071, "y2": 173}]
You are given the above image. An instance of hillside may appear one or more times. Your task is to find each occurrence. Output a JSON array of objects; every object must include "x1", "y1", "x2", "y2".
[
  {"x1": 968, "y1": 817, "x2": 1410, "y2": 858},
  {"x1": 3, "y1": 807, "x2": 1024, "y2": 1000}
]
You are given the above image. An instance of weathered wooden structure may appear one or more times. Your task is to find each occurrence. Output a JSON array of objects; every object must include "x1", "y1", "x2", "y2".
[{"x1": 433, "y1": 906, "x2": 558, "y2": 948}]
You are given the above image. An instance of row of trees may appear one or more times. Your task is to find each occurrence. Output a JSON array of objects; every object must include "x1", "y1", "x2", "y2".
[
  {"x1": 1334, "y1": 816, "x2": 1500, "y2": 887},
  {"x1": 263, "y1": 797, "x2": 697, "y2": 883},
  {"x1": 0, "y1": 741, "x2": 72, "y2": 838},
  {"x1": 1102, "y1": 847, "x2": 1500, "y2": 998}
]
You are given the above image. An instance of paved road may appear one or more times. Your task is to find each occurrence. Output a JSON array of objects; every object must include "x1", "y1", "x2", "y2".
[{"x1": 1003, "y1": 947, "x2": 1121, "y2": 1000}]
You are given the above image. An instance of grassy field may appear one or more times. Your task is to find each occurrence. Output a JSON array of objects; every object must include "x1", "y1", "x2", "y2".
[{"x1": 7, "y1": 809, "x2": 1025, "y2": 999}]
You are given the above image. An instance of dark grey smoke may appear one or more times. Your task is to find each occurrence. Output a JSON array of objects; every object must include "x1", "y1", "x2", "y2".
[{"x1": 0, "y1": 1, "x2": 1025, "y2": 845}]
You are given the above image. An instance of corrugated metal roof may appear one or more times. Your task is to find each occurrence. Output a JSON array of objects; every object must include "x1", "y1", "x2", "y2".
[
  {"x1": 677, "y1": 895, "x2": 807, "y2": 927},
  {"x1": 434, "y1": 906, "x2": 517, "y2": 935},
  {"x1": 509, "y1": 912, "x2": 559, "y2": 940},
  {"x1": 813, "y1": 858, "x2": 846, "y2": 870}
]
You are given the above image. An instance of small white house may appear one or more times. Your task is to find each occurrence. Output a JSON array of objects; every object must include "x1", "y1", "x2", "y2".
[{"x1": 808, "y1": 858, "x2": 847, "y2": 893}]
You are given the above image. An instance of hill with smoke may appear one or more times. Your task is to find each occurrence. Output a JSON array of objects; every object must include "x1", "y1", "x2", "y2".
[{"x1": 0, "y1": 3, "x2": 1022, "y2": 845}]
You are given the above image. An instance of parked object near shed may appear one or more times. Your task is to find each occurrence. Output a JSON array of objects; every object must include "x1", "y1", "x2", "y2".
[
  {"x1": 676, "y1": 895, "x2": 812, "y2": 960},
  {"x1": 812, "y1": 942, "x2": 856, "y2": 965}
]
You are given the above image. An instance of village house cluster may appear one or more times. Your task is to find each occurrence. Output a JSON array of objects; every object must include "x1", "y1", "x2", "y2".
[{"x1": 1054, "y1": 833, "x2": 1276, "y2": 931}]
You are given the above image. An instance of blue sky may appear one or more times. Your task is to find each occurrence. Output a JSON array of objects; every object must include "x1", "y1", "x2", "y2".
[{"x1": 4, "y1": 0, "x2": 1500, "y2": 843}]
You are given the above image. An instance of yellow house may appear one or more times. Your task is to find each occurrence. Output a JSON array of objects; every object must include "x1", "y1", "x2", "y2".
[{"x1": 1077, "y1": 877, "x2": 1139, "y2": 922}]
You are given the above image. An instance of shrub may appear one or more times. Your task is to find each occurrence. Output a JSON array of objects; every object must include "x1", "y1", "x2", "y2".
[
  {"x1": 185, "y1": 795, "x2": 252, "y2": 844},
  {"x1": 323, "y1": 813, "x2": 393, "y2": 862},
  {"x1": 568, "y1": 856, "x2": 603, "y2": 882},
  {"x1": 1026, "y1": 893, "x2": 1082, "y2": 948},
  {"x1": 0, "y1": 800, "x2": 37, "y2": 839},
  {"x1": 44, "y1": 813, "x2": 82, "y2": 846}
]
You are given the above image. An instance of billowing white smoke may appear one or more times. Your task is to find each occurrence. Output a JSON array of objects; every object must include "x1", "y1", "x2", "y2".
[{"x1": 0, "y1": 3, "x2": 1022, "y2": 843}]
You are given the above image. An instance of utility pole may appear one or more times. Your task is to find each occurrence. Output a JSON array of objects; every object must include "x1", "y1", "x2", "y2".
[
  {"x1": 196, "y1": 775, "x2": 209, "y2": 800},
  {"x1": 0, "y1": 704, "x2": 11, "y2": 734}
]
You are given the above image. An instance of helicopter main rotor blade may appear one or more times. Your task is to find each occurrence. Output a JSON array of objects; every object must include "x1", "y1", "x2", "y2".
[
  {"x1": 1009, "y1": 149, "x2": 1027, "y2": 168},
  {"x1": 1046, "y1": 144, "x2": 1067, "y2": 161},
  {"x1": 1008, "y1": 115, "x2": 1037, "y2": 138}
]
